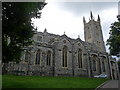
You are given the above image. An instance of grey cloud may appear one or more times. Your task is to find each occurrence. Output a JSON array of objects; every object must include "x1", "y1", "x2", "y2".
[{"x1": 51, "y1": 2, "x2": 117, "y2": 16}]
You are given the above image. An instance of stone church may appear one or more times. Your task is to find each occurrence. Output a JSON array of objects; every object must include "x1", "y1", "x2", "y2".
[{"x1": 4, "y1": 12, "x2": 119, "y2": 79}]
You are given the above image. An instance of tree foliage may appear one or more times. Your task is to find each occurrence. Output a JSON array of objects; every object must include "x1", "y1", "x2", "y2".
[
  {"x1": 107, "y1": 16, "x2": 120, "y2": 56},
  {"x1": 2, "y1": 2, "x2": 46, "y2": 63}
]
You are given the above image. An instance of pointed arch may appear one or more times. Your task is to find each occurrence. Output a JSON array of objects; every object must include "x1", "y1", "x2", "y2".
[
  {"x1": 63, "y1": 45, "x2": 67, "y2": 67},
  {"x1": 35, "y1": 49, "x2": 41, "y2": 65},
  {"x1": 78, "y1": 49, "x2": 82, "y2": 68}
]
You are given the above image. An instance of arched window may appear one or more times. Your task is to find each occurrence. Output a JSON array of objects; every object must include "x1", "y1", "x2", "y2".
[
  {"x1": 47, "y1": 50, "x2": 51, "y2": 66},
  {"x1": 102, "y1": 61, "x2": 105, "y2": 72},
  {"x1": 37, "y1": 36, "x2": 42, "y2": 41},
  {"x1": 63, "y1": 46, "x2": 67, "y2": 67},
  {"x1": 25, "y1": 51, "x2": 30, "y2": 62},
  {"x1": 78, "y1": 49, "x2": 82, "y2": 68},
  {"x1": 35, "y1": 49, "x2": 41, "y2": 65},
  {"x1": 93, "y1": 59, "x2": 96, "y2": 71},
  {"x1": 92, "y1": 55, "x2": 97, "y2": 71},
  {"x1": 102, "y1": 56, "x2": 106, "y2": 72}
]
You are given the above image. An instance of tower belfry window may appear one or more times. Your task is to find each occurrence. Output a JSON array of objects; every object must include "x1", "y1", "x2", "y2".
[{"x1": 62, "y1": 46, "x2": 67, "y2": 67}]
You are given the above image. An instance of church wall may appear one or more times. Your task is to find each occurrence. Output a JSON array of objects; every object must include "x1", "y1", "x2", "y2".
[
  {"x1": 73, "y1": 41, "x2": 88, "y2": 77},
  {"x1": 54, "y1": 38, "x2": 73, "y2": 76},
  {"x1": 18, "y1": 43, "x2": 54, "y2": 76},
  {"x1": 3, "y1": 31, "x2": 118, "y2": 79}
]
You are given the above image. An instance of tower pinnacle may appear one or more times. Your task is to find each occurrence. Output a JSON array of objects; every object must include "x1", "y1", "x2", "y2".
[
  {"x1": 44, "y1": 28, "x2": 47, "y2": 32},
  {"x1": 97, "y1": 14, "x2": 100, "y2": 21},
  {"x1": 64, "y1": 31, "x2": 66, "y2": 35},
  {"x1": 83, "y1": 16, "x2": 86, "y2": 24},
  {"x1": 90, "y1": 11, "x2": 93, "y2": 19}
]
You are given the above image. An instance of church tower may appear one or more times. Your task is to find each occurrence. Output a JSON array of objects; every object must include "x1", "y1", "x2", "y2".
[
  {"x1": 117, "y1": 1, "x2": 120, "y2": 18},
  {"x1": 83, "y1": 12, "x2": 106, "y2": 52}
]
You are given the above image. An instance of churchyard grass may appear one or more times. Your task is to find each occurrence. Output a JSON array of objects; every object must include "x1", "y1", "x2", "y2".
[{"x1": 2, "y1": 75, "x2": 109, "y2": 88}]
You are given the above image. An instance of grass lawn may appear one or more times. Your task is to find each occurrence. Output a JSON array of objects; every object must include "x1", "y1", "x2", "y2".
[{"x1": 2, "y1": 75, "x2": 109, "y2": 88}]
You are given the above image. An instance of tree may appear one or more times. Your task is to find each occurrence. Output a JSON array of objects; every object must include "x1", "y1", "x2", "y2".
[
  {"x1": 107, "y1": 16, "x2": 120, "y2": 56},
  {"x1": 2, "y1": 2, "x2": 46, "y2": 63}
]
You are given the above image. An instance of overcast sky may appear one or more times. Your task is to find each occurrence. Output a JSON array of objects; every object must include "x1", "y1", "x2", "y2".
[{"x1": 32, "y1": 1, "x2": 119, "y2": 52}]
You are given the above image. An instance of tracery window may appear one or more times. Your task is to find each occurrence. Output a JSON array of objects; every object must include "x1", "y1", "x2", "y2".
[
  {"x1": 63, "y1": 46, "x2": 67, "y2": 67},
  {"x1": 92, "y1": 55, "x2": 97, "y2": 71},
  {"x1": 47, "y1": 50, "x2": 51, "y2": 66},
  {"x1": 102, "y1": 56, "x2": 106, "y2": 72},
  {"x1": 102, "y1": 61, "x2": 105, "y2": 72},
  {"x1": 25, "y1": 51, "x2": 30, "y2": 62},
  {"x1": 78, "y1": 49, "x2": 82, "y2": 68},
  {"x1": 93, "y1": 59, "x2": 96, "y2": 71},
  {"x1": 35, "y1": 49, "x2": 41, "y2": 65},
  {"x1": 37, "y1": 36, "x2": 42, "y2": 41}
]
